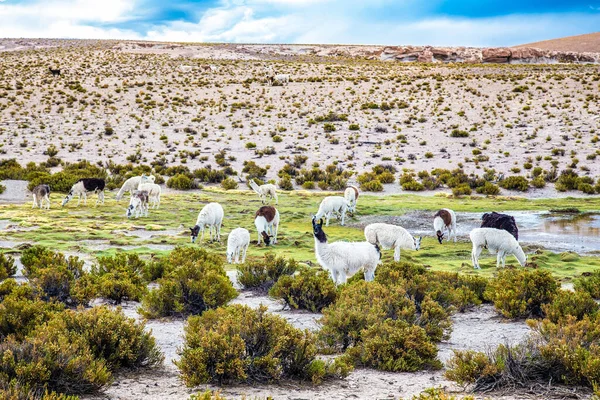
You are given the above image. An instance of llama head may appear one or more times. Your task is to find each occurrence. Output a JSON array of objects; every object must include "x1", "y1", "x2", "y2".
[
  {"x1": 61, "y1": 191, "x2": 73, "y2": 207},
  {"x1": 312, "y1": 217, "x2": 327, "y2": 243},
  {"x1": 261, "y1": 231, "x2": 272, "y2": 246},
  {"x1": 436, "y1": 230, "x2": 444, "y2": 244},
  {"x1": 190, "y1": 225, "x2": 201, "y2": 243},
  {"x1": 226, "y1": 250, "x2": 233, "y2": 264},
  {"x1": 414, "y1": 236, "x2": 422, "y2": 250},
  {"x1": 126, "y1": 204, "x2": 134, "y2": 218}
]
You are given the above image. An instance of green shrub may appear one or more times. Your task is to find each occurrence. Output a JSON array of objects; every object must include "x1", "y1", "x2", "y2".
[
  {"x1": 0, "y1": 183, "x2": 5, "y2": 194},
  {"x1": 91, "y1": 254, "x2": 147, "y2": 304},
  {"x1": 220, "y1": 177, "x2": 238, "y2": 190},
  {"x1": 348, "y1": 123, "x2": 360, "y2": 130},
  {"x1": 278, "y1": 176, "x2": 294, "y2": 190},
  {"x1": 499, "y1": 176, "x2": 529, "y2": 191},
  {"x1": 411, "y1": 387, "x2": 475, "y2": 400},
  {"x1": 450, "y1": 129, "x2": 469, "y2": 138},
  {"x1": 21, "y1": 246, "x2": 95, "y2": 307},
  {"x1": 346, "y1": 319, "x2": 441, "y2": 372},
  {"x1": 167, "y1": 174, "x2": 197, "y2": 190},
  {"x1": 485, "y1": 269, "x2": 558, "y2": 319},
  {"x1": 237, "y1": 253, "x2": 298, "y2": 292},
  {"x1": 451, "y1": 184, "x2": 472, "y2": 196},
  {"x1": 475, "y1": 182, "x2": 500, "y2": 195},
  {"x1": 541, "y1": 290, "x2": 599, "y2": 323},
  {"x1": 531, "y1": 176, "x2": 546, "y2": 188},
  {"x1": 0, "y1": 253, "x2": 17, "y2": 280},
  {"x1": 555, "y1": 169, "x2": 579, "y2": 191},
  {"x1": 360, "y1": 179, "x2": 384, "y2": 192},
  {"x1": 269, "y1": 267, "x2": 337, "y2": 312},
  {"x1": 175, "y1": 304, "x2": 351, "y2": 385},
  {"x1": 139, "y1": 247, "x2": 237, "y2": 319},
  {"x1": 302, "y1": 180, "x2": 315, "y2": 190},
  {"x1": 574, "y1": 270, "x2": 600, "y2": 299},
  {"x1": 242, "y1": 161, "x2": 267, "y2": 181},
  {"x1": 45, "y1": 306, "x2": 163, "y2": 370},
  {"x1": 445, "y1": 350, "x2": 499, "y2": 386}
]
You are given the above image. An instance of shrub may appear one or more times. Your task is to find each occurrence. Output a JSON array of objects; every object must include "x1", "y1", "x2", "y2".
[
  {"x1": 220, "y1": 177, "x2": 238, "y2": 190},
  {"x1": 175, "y1": 304, "x2": 351, "y2": 385},
  {"x1": 450, "y1": 129, "x2": 469, "y2": 138},
  {"x1": 499, "y1": 176, "x2": 528, "y2": 191},
  {"x1": 485, "y1": 269, "x2": 558, "y2": 319},
  {"x1": 348, "y1": 123, "x2": 360, "y2": 130},
  {"x1": 278, "y1": 176, "x2": 294, "y2": 190},
  {"x1": 574, "y1": 270, "x2": 600, "y2": 299},
  {"x1": 0, "y1": 253, "x2": 17, "y2": 280},
  {"x1": 167, "y1": 174, "x2": 197, "y2": 190},
  {"x1": 531, "y1": 176, "x2": 546, "y2": 188},
  {"x1": 0, "y1": 183, "x2": 5, "y2": 194},
  {"x1": 46, "y1": 306, "x2": 163, "y2": 370},
  {"x1": 237, "y1": 253, "x2": 298, "y2": 292},
  {"x1": 451, "y1": 184, "x2": 472, "y2": 196},
  {"x1": 139, "y1": 247, "x2": 237, "y2": 319},
  {"x1": 555, "y1": 169, "x2": 579, "y2": 191},
  {"x1": 445, "y1": 350, "x2": 499, "y2": 386},
  {"x1": 91, "y1": 254, "x2": 147, "y2": 304},
  {"x1": 346, "y1": 319, "x2": 441, "y2": 372},
  {"x1": 541, "y1": 290, "x2": 598, "y2": 323},
  {"x1": 412, "y1": 387, "x2": 475, "y2": 400},
  {"x1": 269, "y1": 267, "x2": 337, "y2": 312},
  {"x1": 360, "y1": 179, "x2": 384, "y2": 192},
  {"x1": 302, "y1": 180, "x2": 315, "y2": 190},
  {"x1": 21, "y1": 246, "x2": 95, "y2": 307},
  {"x1": 475, "y1": 182, "x2": 500, "y2": 195},
  {"x1": 242, "y1": 161, "x2": 267, "y2": 181}
]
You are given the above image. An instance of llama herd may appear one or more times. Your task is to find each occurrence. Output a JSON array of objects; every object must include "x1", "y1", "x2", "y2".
[{"x1": 27, "y1": 175, "x2": 529, "y2": 284}]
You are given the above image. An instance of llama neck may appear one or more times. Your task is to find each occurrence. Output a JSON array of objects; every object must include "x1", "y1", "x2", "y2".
[{"x1": 314, "y1": 236, "x2": 329, "y2": 257}]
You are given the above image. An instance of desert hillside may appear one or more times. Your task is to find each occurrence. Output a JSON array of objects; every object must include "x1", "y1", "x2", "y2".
[{"x1": 517, "y1": 32, "x2": 600, "y2": 53}]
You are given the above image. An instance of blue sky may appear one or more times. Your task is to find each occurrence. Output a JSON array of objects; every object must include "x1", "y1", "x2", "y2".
[{"x1": 0, "y1": 0, "x2": 599, "y2": 46}]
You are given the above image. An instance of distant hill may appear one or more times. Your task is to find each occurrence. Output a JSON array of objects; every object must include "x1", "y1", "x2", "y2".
[{"x1": 516, "y1": 32, "x2": 600, "y2": 53}]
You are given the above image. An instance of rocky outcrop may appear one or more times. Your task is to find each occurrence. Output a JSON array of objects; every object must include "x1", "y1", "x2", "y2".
[{"x1": 482, "y1": 47, "x2": 512, "y2": 63}]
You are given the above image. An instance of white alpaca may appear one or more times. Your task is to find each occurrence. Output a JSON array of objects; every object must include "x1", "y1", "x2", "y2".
[
  {"x1": 126, "y1": 190, "x2": 149, "y2": 218},
  {"x1": 255, "y1": 206, "x2": 279, "y2": 246},
  {"x1": 470, "y1": 227, "x2": 527, "y2": 269},
  {"x1": 137, "y1": 182, "x2": 161, "y2": 209},
  {"x1": 268, "y1": 74, "x2": 290, "y2": 86},
  {"x1": 62, "y1": 178, "x2": 105, "y2": 207},
  {"x1": 226, "y1": 227, "x2": 250, "y2": 264},
  {"x1": 344, "y1": 185, "x2": 359, "y2": 213},
  {"x1": 190, "y1": 202, "x2": 224, "y2": 243},
  {"x1": 249, "y1": 181, "x2": 278, "y2": 205},
  {"x1": 364, "y1": 223, "x2": 422, "y2": 262},
  {"x1": 314, "y1": 196, "x2": 349, "y2": 226},
  {"x1": 313, "y1": 218, "x2": 381, "y2": 285},
  {"x1": 116, "y1": 175, "x2": 154, "y2": 201},
  {"x1": 433, "y1": 208, "x2": 457, "y2": 244},
  {"x1": 32, "y1": 184, "x2": 51, "y2": 209}
]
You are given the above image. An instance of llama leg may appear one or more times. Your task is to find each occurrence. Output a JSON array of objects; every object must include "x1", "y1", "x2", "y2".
[
  {"x1": 273, "y1": 223, "x2": 278, "y2": 244},
  {"x1": 274, "y1": 192, "x2": 278, "y2": 205},
  {"x1": 45, "y1": 195, "x2": 50, "y2": 209},
  {"x1": 325, "y1": 212, "x2": 331, "y2": 226},
  {"x1": 217, "y1": 223, "x2": 222, "y2": 242},
  {"x1": 242, "y1": 244, "x2": 248, "y2": 263},
  {"x1": 472, "y1": 245, "x2": 483, "y2": 269},
  {"x1": 341, "y1": 210, "x2": 346, "y2": 226},
  {"x1": 496, "y1": 251, "x2": 504, "y2": 268},
  {"x1": 452, "y1": 223, "x2": 457, "y2": 242},
  {"x1": 394, "y1": 245, "x2": 401, "y2": 262},
  {"x1": 32, "y1": 196, "x2": 37, "y2": 208},
  {"x1": 200, "y1": 226, "x2": 205, "y2": 242}
]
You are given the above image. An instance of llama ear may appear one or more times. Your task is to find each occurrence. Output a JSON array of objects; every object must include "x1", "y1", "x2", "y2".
[{"x1": 319, "y1": 218, "x2": 324, "y2": 226}]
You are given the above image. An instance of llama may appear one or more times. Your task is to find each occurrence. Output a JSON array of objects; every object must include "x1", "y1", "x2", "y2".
[
  {"x1": 62, "y1": 178, "x2": 105, "y2": 207},
  {"x1": 226, "y1": 227, "x2": 251, "y2": 264},
  {"x1": 255, "y1": 206, "x2": 280, "y2": 246},
  {"x1": 190, "y1": 202, "x2": 224, "y2": 243},
  {"x1": 314, "y1": 196, "x2": 349, "y2": 226},
  {"x1": 344, "y1": 185, "x2": 359, "y2": 213},
  {"x1": 481, "y1": 211, "x2": 519, "y2": 240},
  {"x1": 267, "y1": 74, "x2": 290, "y2": 86},
  {"x1": 313, "y1": 217, "x2": 381, "y2": 285},
  {"x1": 32, "y1": 184, "x2": 51, "y2": 209},
  {"x1": 433, "y1": 208, "x2": 457, "y2": 244},
  {"x1": 137, "y1": 182, "x2": 161, "y2": 209},
  {"x1": 178, "y1": 65, "x2": 193, "y2": 73},
  {"x1": 249, "y1": 180, "x2": 278, "y2": 204},
  {"x1": 116, "y1": 174, "x2": 155, "y2": 201},
  {"x1": 126, "y1": 190, "x2": 149, "y2": 218},
  {"x1": 364, "y1": 223, "x2": 422, "y2": 262},
  {"x1": 470, "y1": 227, "x2": 527, "y2": 269},
  {"x1": 49, "y1": 67, "x2": 60, "y2": 77}
]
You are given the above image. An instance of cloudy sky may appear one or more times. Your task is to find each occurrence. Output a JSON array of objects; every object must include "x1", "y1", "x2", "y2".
[{"x1": 0, "y1": 0, "x2": 599, "y2": 46}]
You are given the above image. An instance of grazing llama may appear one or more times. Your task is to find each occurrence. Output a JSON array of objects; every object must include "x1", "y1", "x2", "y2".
[
  {"x1": 313, "y1": 217, "x2": 381, "y2": 285},
  {"x1": 32, "y1": 184, "x2": 51, "y2": 209},
  {"x1": 433, "y1": 208, "x2": 457, "y2": 244},
  {"x1": 126, "y1": 190, "x2": 149, "y2": 218},
  {"x1": 62, "y1": 178, "x2": 105, "y2": 207},
  {"x1": 314, "y1": 196, "x2": 349, "y2": 226},
  {"x1": 226, "y1": 228, "x2": 251, "y2": 264},
  {"x1": 364, "y1": 223, "x2": 422, "y2": 262},
  {"x1": 190, "y1": 202, "x2": 224, "y2": 243},
  {"x1": 137, "y1": 182, "x2": 161, "y2": 209},
  {"x1": 255, "y1": 205, "x2": 279, "y2": 246},
  {"x1": 481, "y1": 211, "x2": 519, "y2": 240},
  {"x1": 249, "y1": 180, "x2": 278, "y2": 204},
  {"x1": 49, "y1": 67, "x2": 60, "y2": 77},
  {"x1": 470, "y1": 227, "x2": 527, "y2": 269},
  {"x1": 344, "y1": 185, "x2": 359, "y2": 213},
  {"x1": 115, "y1": 174, "x2": 155, "y2": 201}
]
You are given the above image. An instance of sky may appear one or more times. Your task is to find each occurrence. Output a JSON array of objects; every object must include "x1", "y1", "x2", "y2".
[{"x1": 0, "y1": 0, "x2": 599, "y2": 47}]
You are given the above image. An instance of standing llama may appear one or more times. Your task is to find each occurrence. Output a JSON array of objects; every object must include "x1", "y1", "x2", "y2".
[
  {"x1": 249, "y1": 180, "x2": 278, "y2": 204},
  {"x1": 190, "y1": 202, "x2": 224, "y2": 243},
  {"x1": 364, "y1": 223, "x2": 422, "y2": 262},
  {"x1": 254, "y1": 205, "x2": 279, "y2": 246},
  {"x1": 433, "y1": 208, "x2": 457, "y2": 244},
  {"x1": 226, "y1": 227, "x2": 251, "y2": 264},
  {"x1": 62, "y1": 178, "x2": 105, "y2": 207},
  {"x1": 470, "y1": 227, "x2": 527, "y2": 269},
  {"x1": 32, "y1": 184, "x2": 51, "y2": 209},
  {"x1": 344, "y1": 185, "x2": 359, "y2": 213},
  {"x1": 115, "y1": 174, "x2": 155, "y2": 201},
  {"x1": 126, "y1": 190, "x2": 149, "y2": 218},
  {"x1": 313, "y1": 217, "x2": 381, "y2": 285},
  {"x1": 314, "y1": 196, "x2": 349, "y2": 226},
  {"x1": 481, "y1": 211, "x2": 519, "y2": 240},
  {"x1": 137, "y1": 182, "x2": 161, "y2": 209}
]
